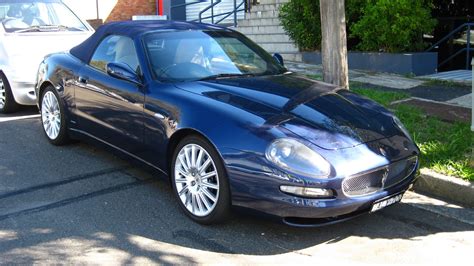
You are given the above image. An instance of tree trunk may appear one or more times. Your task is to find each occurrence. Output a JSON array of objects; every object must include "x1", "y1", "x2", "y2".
[{"x1": 319, "y1": 0, "x2": 349, "y2": 89}]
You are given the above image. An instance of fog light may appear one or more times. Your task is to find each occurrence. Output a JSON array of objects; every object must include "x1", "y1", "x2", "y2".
[{"x1": 280, "y1": 185, "x2": 334, "y2": 198}]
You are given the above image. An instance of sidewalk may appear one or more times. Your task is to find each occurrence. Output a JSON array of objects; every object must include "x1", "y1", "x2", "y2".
[{"x1": 420, "y1": 70, "x2": 472, "y2": 84}]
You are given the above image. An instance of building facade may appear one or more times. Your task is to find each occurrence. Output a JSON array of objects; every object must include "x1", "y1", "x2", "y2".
[
  {"x1": 63, "y1": 0, "x2": 158, "y2": 23},
  {"x1": 63, "y1": 0, "x2": 244, "y2": 24}
]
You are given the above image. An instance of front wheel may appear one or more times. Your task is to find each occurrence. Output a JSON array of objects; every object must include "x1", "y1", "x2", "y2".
[
  {"x1": 40, "y1": 86, "x2": 70, "y2": 145},
  {"x1": 171, "y1": 136, "x2": 231, "y2": 224}
]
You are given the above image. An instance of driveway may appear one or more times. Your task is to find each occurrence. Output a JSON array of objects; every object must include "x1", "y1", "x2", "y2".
[{"x1": 0, "y1": 110, "x2": 473, "y2": 264}]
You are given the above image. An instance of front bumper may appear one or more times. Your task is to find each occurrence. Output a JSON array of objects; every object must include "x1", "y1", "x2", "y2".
[{"x1": 227, "y1": 162, "x2": 418, "y2": 227}]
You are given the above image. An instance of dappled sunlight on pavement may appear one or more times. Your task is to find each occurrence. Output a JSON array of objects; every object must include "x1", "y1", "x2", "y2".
[{"x1": 0, "y1": 110, "x2": 472, "y2": 264}]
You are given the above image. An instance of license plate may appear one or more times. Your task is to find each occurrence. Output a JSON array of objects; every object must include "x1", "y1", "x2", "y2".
[{"x1": 371, "y1": 193, "x2": 403, "y2": 212}]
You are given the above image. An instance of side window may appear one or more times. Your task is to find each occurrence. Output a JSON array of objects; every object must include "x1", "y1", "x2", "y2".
[
  {"x1": 89, "y1": 35, "x2": 140, "y2": 73},
  {"x1": 0, "y1": 5, "x2": 8, "y2": 19}
]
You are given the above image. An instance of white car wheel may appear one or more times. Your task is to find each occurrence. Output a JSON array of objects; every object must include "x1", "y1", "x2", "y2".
[
  {"x1": 171, "y1": 136, "x2": 231, "y2": 224},
  {"x1": 40, "y1": 86, "x2": 70, "y2": 145}
]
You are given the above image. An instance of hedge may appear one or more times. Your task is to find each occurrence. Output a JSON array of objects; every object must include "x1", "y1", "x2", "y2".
[{"x1": 279, "y1": 0, "x2": 436, "y2": 53}]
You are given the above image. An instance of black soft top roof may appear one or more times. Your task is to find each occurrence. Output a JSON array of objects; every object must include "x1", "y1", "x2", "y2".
[{"x1": 69, "y1": 20, "x2": 229, "y2": 63}]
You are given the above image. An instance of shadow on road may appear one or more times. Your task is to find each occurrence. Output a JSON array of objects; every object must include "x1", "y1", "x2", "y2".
[
  {"x1": 0, "y1": 168, "x2": 471, "y2": 261},
  {"x1": 0, "y1": 118, "x2": 472, "y2": 263},
  {"x1": 0, "y1": 106, "x2": 38, "y2": 118}
]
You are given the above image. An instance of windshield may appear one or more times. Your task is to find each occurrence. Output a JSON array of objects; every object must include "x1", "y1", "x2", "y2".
[
  {"x1": 144, "y1": 30, "x2": 287, "y2": 82},
  {"x1": 0, "y1": 1, "x2": 87, "y2": 32}
]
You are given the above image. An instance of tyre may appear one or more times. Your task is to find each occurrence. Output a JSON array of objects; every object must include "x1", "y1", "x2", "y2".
[
  {"x1": 40, "y1": 86, "x2": 70, "y2": 145},
  {"x1": 0, "y1": 72, "x2": 20, "y2": 114},
  {"x1": 171, "y1": 135, "x2": 231, "y2": 224}
]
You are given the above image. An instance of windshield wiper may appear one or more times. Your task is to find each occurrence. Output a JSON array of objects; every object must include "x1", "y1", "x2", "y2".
[
  {"x1": 14, "y1": 25, "x2": 83, "y2": 33},
  {"x1": 198, "y1": 73, "x2": 256, "y2": 81},
  {"x1": 49, "y1": 25, "x2": 84, "y2": 31}
]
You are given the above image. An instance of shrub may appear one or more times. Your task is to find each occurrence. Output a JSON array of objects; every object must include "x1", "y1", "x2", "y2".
[
  {"x1": 279, "y1": 0, "x2": 368, "y2": 51},
  {"x1": 279, "y1": 0, "x2": 321, "y2": 51},
  {"x1": 279, "y1": 0, "x2": 436, "y2": 52},
  {"x1": 350, "y1": 0, "x2": 436, "y2": 52}
]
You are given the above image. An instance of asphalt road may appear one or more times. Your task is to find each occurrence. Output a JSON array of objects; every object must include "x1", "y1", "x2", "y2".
[{"x1": 0, "y1": 109, "x2": 473, "y2": 264}]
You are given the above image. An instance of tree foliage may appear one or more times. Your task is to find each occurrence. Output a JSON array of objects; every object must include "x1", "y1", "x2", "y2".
[
  {"x1": 279, "y1": 0, "x2": 437, "y2": 52},
  {"x1": 279, "y1": 0, "x2": 321, "y2": 51},
  {"x1": 350, "y1": 0, "x2": 437, "y2": 52}
]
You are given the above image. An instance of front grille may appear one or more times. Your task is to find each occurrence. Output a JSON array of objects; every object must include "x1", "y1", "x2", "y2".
[{"x1": 342, "y1": 157, "x2": 418, "y2": 197}]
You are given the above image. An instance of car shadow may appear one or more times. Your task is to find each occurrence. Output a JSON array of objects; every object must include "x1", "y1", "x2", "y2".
[
  {"x1": 104, "y1": 180, "x2": 473, "y2": 256},
  {"x1": 0, "y1": 121, "x2": 472, "y2": 262},
  {"x1": 0, "y1": 166, "x2": 472, "y2": 263},
  {"x1": 0, "y1": 106, "x2": 38, "y2": 118}
]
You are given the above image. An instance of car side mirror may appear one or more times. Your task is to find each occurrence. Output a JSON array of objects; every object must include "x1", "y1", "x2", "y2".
[
  {"x1": 106, "y1": 62, "x2": 141, "y2": 85},
  {"x1": 273, "y1": 53, "x2": 284, "y2": 66}
]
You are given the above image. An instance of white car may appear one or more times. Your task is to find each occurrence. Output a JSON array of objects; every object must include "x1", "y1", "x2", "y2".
[{"x1": 0, "y1": 0, "x2": 94, "y2": 113}]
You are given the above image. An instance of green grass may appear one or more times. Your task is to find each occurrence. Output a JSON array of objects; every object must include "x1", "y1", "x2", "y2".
[
  {"x1": 351, "y1": 87, "x2": 410, "y2": 107},
  {"x1": 404, "y1": 73, "x2": 416, "y2": 78},
  {"x1": 421, "y1": 79, "x2": 470, "y2": 88},
  {"x1": 351, "y1": 87, "x2": 474, "y2": 180},
  {"x1": 306, "y1": 74, "x2": 323, "y2": 81}
]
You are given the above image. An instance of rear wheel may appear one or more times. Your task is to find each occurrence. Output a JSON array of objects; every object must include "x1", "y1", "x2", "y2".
[
  {"x1": 40, "y1": 86, "x2": 70, "y2": 145},
  {"x1": 171, "y1": 135, "x2": 231, "y2": 224},
  {"x1": 0, "y1": 72, "x2": 20, "y2": 114}
]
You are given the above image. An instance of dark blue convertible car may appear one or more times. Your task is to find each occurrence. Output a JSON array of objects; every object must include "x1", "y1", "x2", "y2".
[{"x1": 35, "y1": 20, "x2": 419, "y2": 226}]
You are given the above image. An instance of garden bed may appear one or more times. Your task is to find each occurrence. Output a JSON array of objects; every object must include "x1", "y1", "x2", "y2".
[
  {"x1": 302, "y1": 52, "x2": 438, "y2": 76},
  {"x1": 391, "y1": 98, "x2": 471, "y2": 124}
]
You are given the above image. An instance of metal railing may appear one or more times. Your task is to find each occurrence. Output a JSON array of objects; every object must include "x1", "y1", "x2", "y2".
[
  {"x1": 427, "y1": 23, "x2": 473, "y2": 70},
  {"x1": 170, "y1": 0, "x2": 207, "y2": 10},
  {"x1": 171, "y1": 0, "x2": 247, "y2": 27},
  {"x1": 245, "y1": 0, "x2": 259, "y2": 13}
]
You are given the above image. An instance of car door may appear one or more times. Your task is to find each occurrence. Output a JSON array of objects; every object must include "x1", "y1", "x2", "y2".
[{"x1": 75, "y1": 35, "x2": 145, "y2": 154}]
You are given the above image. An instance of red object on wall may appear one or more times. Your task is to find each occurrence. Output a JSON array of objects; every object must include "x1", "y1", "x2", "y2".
[{"x1": 158, "y1": 0, "x2": 163, "y2": 15}]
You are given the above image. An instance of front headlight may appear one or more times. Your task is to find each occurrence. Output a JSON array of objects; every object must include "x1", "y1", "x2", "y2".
[
  {"x1": 266, "y1": 138, "x2": 330, "y2": 178},
  {"x1": 393, "y1": 116, "x2": 412, "y2": 141}
]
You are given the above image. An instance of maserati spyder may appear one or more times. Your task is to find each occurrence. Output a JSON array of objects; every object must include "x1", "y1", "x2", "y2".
[{"x1": 35, "y1": 20, "x2": 419, "y2": 226}]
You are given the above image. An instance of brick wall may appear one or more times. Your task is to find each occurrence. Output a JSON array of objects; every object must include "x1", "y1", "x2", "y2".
[{"x1": 106, "y1": 0, "x2": 157, "y2": 22}]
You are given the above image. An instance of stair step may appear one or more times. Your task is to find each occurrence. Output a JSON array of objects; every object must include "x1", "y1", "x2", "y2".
[
  {"x1": 259, "y1": 51, "x2": 302, "y2": 62},
  {"x1": 234, "y1": 1, "x2": 298, "y2": 61},
  {"x1": 280, "y1": 53, "x2": 302, "y2": 63},
  {"x1": 245, "y1": 33, "x2": 292, "y2": 43},
  {"x1": 238, "y1": 17, "x2": 281, "y2": 27},
  {"x1": 259, "y1": 0, "x2": 290, "y2": 5},
  {"x1": 251, "y1": 3, "x2": 285, "y2": 12},
  {"x1": 245, "y1": 9, "x2": 280, "y2": 20},
  {"x1": 259, "y1": 42, "x2": 299, "y2": 53},
  {"x1": 236, "y1": 25, "x2": 286, "y2": 34}
]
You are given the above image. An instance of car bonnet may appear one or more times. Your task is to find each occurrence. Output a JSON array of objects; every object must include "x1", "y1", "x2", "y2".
[{"x1": 174, "y1": 73, "x2": 402, "y2": 150}]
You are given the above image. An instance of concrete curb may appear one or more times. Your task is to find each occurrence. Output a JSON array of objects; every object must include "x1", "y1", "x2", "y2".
[{"x1": 413, "y1": 168, "x2": 474, "y2": 208}]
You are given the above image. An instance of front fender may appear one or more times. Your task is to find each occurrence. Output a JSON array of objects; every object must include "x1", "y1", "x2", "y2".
[
  {"x1": 179, "y1": 89, "x2": 292, "y2": 145},
  {"x1": 146, "y1": 83, "x2": 305, "y2": 171},
  {"x1": 35, "y1": 53, "x2": 82, "y2": 122}
]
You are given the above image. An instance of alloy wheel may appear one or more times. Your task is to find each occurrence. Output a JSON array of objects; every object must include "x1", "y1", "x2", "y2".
[
  {"x1": 0, "y1": 78, "x2": 5, "y2": 109},
  {"x1": 174, "y1": 144, "x2": 220, "y2": 217},
  {"x1": 41, "y1": 91, "x2": 61, "y2": 140}
]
